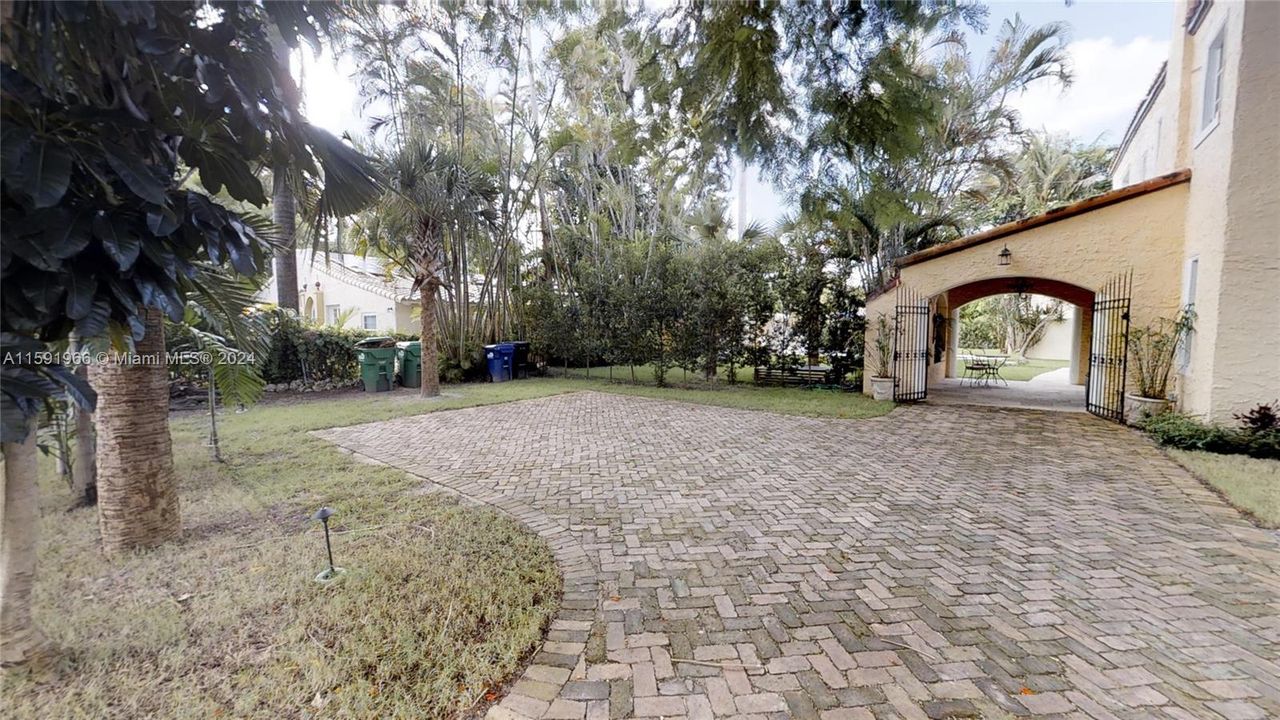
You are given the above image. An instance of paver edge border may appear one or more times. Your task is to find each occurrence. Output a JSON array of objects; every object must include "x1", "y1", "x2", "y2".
[{"x1": 313, "y1": 432, "x2": 599, "y2": 720}]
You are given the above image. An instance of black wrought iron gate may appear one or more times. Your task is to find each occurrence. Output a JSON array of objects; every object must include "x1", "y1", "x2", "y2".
[
  {"x1": 1086, "y1": 271, "x2": 1132, "y2": 423},
  {"x1": 893, "y1": 286, "x2": 929, "y2": 402}
]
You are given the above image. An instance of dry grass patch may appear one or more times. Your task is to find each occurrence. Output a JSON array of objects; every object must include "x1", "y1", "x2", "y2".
[
  {"x1": 4, "y1": 383, "x2": 566, "y2": 719},
  {"x1": 1169, "y1": 449, "x2": 1280, "y2": 528}
]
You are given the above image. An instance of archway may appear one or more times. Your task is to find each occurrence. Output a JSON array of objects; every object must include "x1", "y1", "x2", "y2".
[{"x1": 930, "y1": 276, "x2": 1094, "y2": 412}]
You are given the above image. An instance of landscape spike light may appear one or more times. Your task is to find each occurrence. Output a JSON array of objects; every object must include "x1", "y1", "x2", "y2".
[{"x1": 310, "y1": 507, "x2": 345, "y2": 584}]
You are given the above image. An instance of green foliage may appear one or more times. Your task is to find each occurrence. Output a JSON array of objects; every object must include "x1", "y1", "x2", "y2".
[
  {"x1": 654, "y1": 1, "x2": 983, "y2": 170},
  {"x1": 778, "y1": 233, "x2": 829, "y2": 363},
  {"x1": 260, "y1": 313, "x2": 417, "y2": 386},
  {"x1": 959, "y1": 299, "x2": 1001, "y2": 350},
  {"x1": 975, "y1": 131, "x2": 1114, "y2": 225},
  {"x1": 0, "y1": 1, "x2": 380, "y2": 441},
  {"x1": 868, "y1": 314, "x2": 893, "y2": 379},
  {"x1": 1139, "y1": 411, "x2": 1280, "y2": 461},
  {"x1": 1128, "y1": 310, "x2": 1195, "y2": 399},
  {"x1": 799, "y1": 15, "x2": 1073, "y2": 295}
]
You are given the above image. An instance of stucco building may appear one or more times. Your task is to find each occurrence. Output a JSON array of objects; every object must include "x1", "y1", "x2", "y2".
[
  {"x1": 864, "y1": 0, "x2": 1278, "y2": 423},
  {"x1": 260, "y1": 250, "x2": 418, "y2": 333}
]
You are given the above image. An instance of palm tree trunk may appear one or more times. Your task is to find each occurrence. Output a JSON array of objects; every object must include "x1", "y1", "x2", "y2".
[
  {"x1": 1, "y1": 423, "x2": 52, "y2": 668},
  {"x1": 91, "y1": 309, "x2": 181, "y2": 555},
  {"x1": 71, "y1": 389, "x2": 96, "y2": 505},
  {"x1": 272, "y1": 172, "x2": 299, "y2": 311},
  {"x1": 420, "y1": 282, "x2": 441, "y2": 398},
  {"x1": 269, "y1": 31, "x2": 300, "y2": 312},
  {"x1": 70, "y1": 337, "x2": 96, "y2": 506}
]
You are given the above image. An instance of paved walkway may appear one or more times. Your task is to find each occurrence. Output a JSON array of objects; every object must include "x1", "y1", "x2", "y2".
[
  {"x1": 316, "y1": 392, "x2": 1280, "y2": 720},
  {"x1": 928, "y1": 375, "x2": 1086, "y2": 413}
]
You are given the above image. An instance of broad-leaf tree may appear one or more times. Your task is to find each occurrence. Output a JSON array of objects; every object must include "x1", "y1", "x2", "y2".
[{"x1": 0, "y1": 0, "x2": 378, "y2": 667}]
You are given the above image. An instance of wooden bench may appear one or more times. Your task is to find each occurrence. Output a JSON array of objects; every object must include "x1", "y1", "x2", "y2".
[{"x1": 753, "y1": 366, "x2": 831, "y2": 387}]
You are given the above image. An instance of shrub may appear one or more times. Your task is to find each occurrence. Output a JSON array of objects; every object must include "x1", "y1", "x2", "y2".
[
  {"x1": 1235, "y1": 402, "x2": 1279, "y2": 434},
  {"x1": 1139, "y1": 409, "x2": 1280, "y2": 460},
  {"x1": 1127, "y1": 310, "x2": 1195, "y2": 399},
  {"x1": 866, "y1": 314, "x2": 893, "y2": 379},
  {"x1": 260, "y1": 313, "x2": 418, "y2": 385}
]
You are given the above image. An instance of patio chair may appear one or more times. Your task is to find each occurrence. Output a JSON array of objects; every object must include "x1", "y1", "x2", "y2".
[
  {"x1": 982, "y1": 355, "x2": 1009, "y2": 387},
  {"x1": 961, "y1": 356, "x2": 992, "y2": 387}
]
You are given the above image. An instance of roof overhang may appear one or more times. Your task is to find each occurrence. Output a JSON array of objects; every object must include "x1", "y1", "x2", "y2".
[{"x1": 897, "y1": 169, "x2": 1191, "y2": 270}]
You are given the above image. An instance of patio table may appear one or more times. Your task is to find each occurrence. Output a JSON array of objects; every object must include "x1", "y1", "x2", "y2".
[{"x1": 960, "y1": 354, "x2": 1009, "y2": 387}]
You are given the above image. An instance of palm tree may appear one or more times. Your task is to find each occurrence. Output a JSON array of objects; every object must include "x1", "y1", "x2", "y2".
[
  {"x1": 89, "y1": 310, "x2": 182, "y2": 554},
  {"x1": 976, "y1": 132, "x2": 1113, "y2": 224},
  {"x1": 354, "y1": 142, "x2": 498, "y2": 396}
]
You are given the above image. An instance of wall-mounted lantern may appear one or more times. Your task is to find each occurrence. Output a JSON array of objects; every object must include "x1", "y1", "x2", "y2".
[{"x1": 997, "y1": 245, "x2": 1012, "y2": 266}]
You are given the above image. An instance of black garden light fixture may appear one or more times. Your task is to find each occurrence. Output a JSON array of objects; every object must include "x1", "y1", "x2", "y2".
[
  {"x1": 310, "y1": 507, "x2": 345, "y2": 584},
  {"x1": 997, "y1": 244, "x2": 1013, "y2": 266}
]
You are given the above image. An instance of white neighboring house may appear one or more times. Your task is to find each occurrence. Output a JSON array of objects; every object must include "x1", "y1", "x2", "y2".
[{"x1": 259, "y1": 250, "x2": 418, "y2": 333}]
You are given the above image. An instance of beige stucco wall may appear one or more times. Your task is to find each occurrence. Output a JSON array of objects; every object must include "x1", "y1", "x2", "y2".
[
  {"x1": 1173, "y1": 0, "x2": 1280, "y2": 420},
  {"x1": 864, "y1": 181, "x2": 1189, "y2": 398},
  {"x1": 1190, "y1": 0, "x2": 1280, "y2": 419}
]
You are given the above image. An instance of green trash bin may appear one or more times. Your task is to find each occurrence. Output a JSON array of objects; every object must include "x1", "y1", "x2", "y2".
[
  {"x1": 396, "y1": 341, "x2": 422, "y2": 388},
  {"x1": 355, "y1": 337, "x2": 396, "y2": 392}
]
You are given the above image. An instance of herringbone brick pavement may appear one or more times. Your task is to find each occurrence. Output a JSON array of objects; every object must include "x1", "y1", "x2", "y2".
[{"x1": 316, "y1": 392, "x2": 1280, "y2": 719}]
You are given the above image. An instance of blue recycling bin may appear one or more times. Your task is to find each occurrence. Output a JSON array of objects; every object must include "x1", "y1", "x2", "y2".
[{"x1": 485, "y1": 343, "x2": 514, "y2": 382}]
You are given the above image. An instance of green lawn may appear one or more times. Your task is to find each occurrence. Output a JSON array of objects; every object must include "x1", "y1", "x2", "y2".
[
  {"x1": 1169, "y1": 449, "x2": 1280, "y2": 528},
  {"x1": 548, "y1": 368, "x2": 893, "y2": 420},
  {"x1": 958, "y1": 350, "x2": 1069, "y2": 382},
  {"x1": 9, "y1": 377, "x2": 890, "y2": 719},
  {"x1": 10, "y1": 383, "x2": 565, "y2": 720}
]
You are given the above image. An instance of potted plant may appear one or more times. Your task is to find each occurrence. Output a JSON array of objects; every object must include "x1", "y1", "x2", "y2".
[
  {"x1": 1125, "y1": 309, "x2": 1195, "y2": 424},
  {"x1": 867, "y1": 314, "x2": 895, "y2": 401}
]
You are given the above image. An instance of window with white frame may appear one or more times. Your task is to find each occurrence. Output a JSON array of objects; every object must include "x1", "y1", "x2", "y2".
[
  {"x1": 1201, "y1": 28, "x2": 1225, "y2": 132},
  {"x1": 362, "y1": 313, "x2": 378, "y2": 330},
  {"x1": 1178, "y1": 256, "x2": 1199, "y2": 372},
  {"x1": 326, "y1": 304, "x2": 341, "y2": 325}
]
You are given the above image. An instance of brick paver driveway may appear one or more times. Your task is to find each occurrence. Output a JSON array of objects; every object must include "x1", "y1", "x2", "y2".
[{"x1": 317, "y1": 392, "x2": 1280, "y2": 720}]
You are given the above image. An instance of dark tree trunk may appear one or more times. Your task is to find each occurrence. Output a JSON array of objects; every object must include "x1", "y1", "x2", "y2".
[{"x1": 272, "y1": 172, "x2": 298, "y2": 311}]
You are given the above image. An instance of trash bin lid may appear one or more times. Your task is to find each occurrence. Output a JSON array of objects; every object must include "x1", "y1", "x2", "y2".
[{"x1": 355, "y1": 336, "x2": 396, "y2": 349}]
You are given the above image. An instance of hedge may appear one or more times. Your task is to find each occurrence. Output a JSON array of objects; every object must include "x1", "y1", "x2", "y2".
[
  {"x1": 261, "y1": 314, "x2": 417, "y2": 385},
  {"x1": 1138, "y1": 410, "x2": 1280, "y2": 460}
]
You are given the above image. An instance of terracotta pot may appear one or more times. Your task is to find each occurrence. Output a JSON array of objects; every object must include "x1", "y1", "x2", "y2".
[
  {"x1": 870, "y1": 376, "x2": 895, "y2": 402},
  {"x1": 1125, "y1": 393, "x2": 1170, "y2": 425}
]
